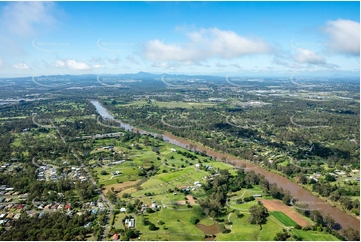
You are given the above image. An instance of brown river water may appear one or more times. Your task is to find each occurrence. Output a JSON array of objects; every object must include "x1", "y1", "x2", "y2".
[{"x1": 91, "y1": 100, "x2": 360, "y2": 232}]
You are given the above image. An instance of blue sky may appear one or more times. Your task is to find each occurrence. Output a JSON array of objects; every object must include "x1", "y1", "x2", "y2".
[{"x1": 0, "y1": 1, "x2": 359, "y2": 78}]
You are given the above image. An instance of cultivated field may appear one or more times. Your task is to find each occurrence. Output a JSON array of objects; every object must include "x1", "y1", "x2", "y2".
[
  {"x1": 258, "y1": 199, "x2": 311, "y2": 227},
  {"x1": 270, "y1": 211, "x2": 298, "y2": 227}
]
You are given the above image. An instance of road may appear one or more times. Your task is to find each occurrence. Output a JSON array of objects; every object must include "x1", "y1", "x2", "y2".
[
  {"x1": 32, "y1": 157, "x2": 40, "y2": 168},
  {"x1": 32, "y1": 114, "x2": 53, "y2": 129}
]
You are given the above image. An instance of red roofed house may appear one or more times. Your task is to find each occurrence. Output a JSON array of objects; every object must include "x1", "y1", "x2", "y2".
[{"x1": 113, "y1": 233, "x2": 120, "y2": 241}]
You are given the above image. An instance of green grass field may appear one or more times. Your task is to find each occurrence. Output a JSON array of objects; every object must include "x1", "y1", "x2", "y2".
[
  {"x1": 124, "y1": 166, "x2": 208, "y2": 206},
  {"x1": 0, "y1": 116, "x2": 27, "y2": 120},
  {"x1": 154, "y1": 101, "x2": 216, "y2": 109},
  {"x1": 230, "y1": 200, "x2": 258, "y2": 210},
  {"x1": 290, "y1": 229, "x2": 340, "y2": 241},
  {"x1": 270, "y1": 211, "x2": 298, "y2": 227},
  {"x1": 198, "y1": 217, "x2": 214, "y2": 226},
  {"x1": 207, "y1": 162, "x2": 237, "y2": 176},
  {"x1": 134, "y1": 206, "x2": 205, "y2": 241},
  {"x1": 216, "y1": 213, "x2": 283, "y2": 241},
  {"x1": 228, "y1": 186, "x2": 268, "y2": 210}
]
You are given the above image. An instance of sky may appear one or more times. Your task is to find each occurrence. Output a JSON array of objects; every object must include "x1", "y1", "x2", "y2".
[{"x1": 0, "y1": 1, "x2": 359, "y2": 78}]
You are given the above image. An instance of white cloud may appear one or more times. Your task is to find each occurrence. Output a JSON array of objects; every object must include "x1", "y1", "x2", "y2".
[
  {"x1": 54, "y1": 59, "x2": 66, "y2": 68},
  {"x1": 293, "y1": 48, "x2": 325, "y2": 64},
  {"x1": 12, "y1": 63, "x2": 30, "y2": 69},
  {"x1": 287, "y1": 40, "x2": 338, "y2": 69},
  {"x1": 144, "y1": 27, "x2": 270, "y2": 63},
  {"x1": 0, "y1": 59, "x2": 3, "y2": 68},
  {"x1": 151, "y1": 62, "x2": 179, "y2": 70},
  {"x1": 323, "y1": 19, "x2": 360, "y2": 56},
  {"x1": 88, "y1": 57, "x2": 106, "y2": 69},
  {"x1": 53, "y1": 59, "x2": 92, "y2": 71},
  {"x1": 93, "y1": 64, "x2": 105, "y2": 69},
  {"x1": 65, "y1": 60, "x2": 91, "y2": 70},
  {"x1": 1, "y1": 2, "x2": 58, "y2": 36}
]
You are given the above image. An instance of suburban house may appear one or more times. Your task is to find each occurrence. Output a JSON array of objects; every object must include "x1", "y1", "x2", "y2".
[
  {"x1": 125, "y1": 218, "x2": 135, "y2": 228},
  {"x1": 113, "y1": 233, "x2": 120, "y2": 240}
]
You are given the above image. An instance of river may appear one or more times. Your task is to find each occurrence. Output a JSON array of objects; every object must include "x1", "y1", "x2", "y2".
[{"x1": 90, "y1": 100, "x2": 360, "y2": 232}]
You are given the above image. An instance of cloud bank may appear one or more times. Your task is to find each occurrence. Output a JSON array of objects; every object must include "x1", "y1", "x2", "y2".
[{"x1": 144, "y1": 28, "x2": 271, "y2": 63}]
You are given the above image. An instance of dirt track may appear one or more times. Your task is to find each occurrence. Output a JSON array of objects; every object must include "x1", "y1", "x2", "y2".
[{"x1": 258, "y1": 199, "x2": 311, "y2": 227}]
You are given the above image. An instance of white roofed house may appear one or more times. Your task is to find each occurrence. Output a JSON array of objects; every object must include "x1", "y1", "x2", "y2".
[
  {"x1": 13, "y1": 213, "x2": 21, "y2": 220},
  {"x1": 151, "y1": 202, "x2": 157, "y2": 209},
  {"x1": 124, "y1": 217, "x2": 135, "y2": 228},
  {"x1": 129, "y1": 218, "x2": 135, "y2": 228}
]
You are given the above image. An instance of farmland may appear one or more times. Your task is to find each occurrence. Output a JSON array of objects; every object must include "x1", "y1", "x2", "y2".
[{"x1": 270, "y1": 211, "x2": 298, "y2": 227}]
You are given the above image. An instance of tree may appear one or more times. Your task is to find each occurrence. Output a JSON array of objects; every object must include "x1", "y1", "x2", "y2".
[
  {"x1": 339, "y1": 196, "x2": 353, "y2": 210},
  {"x1": 274, "y1": 231, "x2": 291, "y2": 241},
  {"x1": 329, "y1": 191, "x2": 340, "y2": 201},
  {"x1": 190, "y1": 217, "x2": 200, "y2": 224},
  {"x1": 325, "y1": 174, "x2": 336, "y2": 182},
  {"x1": 143, "y1": 207, "x2": 151, "y2": 213},
  {"x1": 149, "y1": 223, "x2": 157, "y2": 231},
  {"x1": 126, "y1": 229, "x2": 140, "y2": 238},
  {"x1": 204, "y1": 208, "x2": 210, "y2": 216},
  {"x1": 342, "y1": 227, "x2": 360, "y2": 241},
  {"x1": 248, "y1": 205, "x2": 269, "y2": 230},
  {"x1": 234, "y1": 210, "x2": 240, "y2": 218},
  {"x1": 282, "y1": 193, "x2": 291, "y2": 205},
  {"x1": 299, "y1": 174, "x2": 308, "y2": 185},
  {"x1": 210, "y1": 210, "x2": 217, "y2": 220},
  {"x1": 324, "y1": 213, "x2": 335, "y2": 229},
  {"x1": 310, "y1": 210, "x2": 323, "y2": 225}
]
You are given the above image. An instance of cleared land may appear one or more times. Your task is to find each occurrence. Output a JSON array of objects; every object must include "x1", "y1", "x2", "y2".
[
  {"x1": 258, "y1": 199, "x2": 311, "y2": 227},
  {"x1": 176, "y1": 195, "x2": 196, "y2": 205},
  {"x1": 102, "y1": 180, "x2": 140, "y2": 195}
]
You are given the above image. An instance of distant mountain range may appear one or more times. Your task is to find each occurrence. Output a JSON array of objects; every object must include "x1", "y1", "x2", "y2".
[{"x1": 1, "y1": 71, "x2": 359, "y2": 81}]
